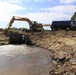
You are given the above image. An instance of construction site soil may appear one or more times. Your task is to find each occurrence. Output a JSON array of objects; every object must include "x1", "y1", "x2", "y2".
[
  {"x1": 29, "y1": 30, "x2": 76, "y2": 75},
  {"x1": 0, "y1": 30, "x2": 76, "y2": 74}
]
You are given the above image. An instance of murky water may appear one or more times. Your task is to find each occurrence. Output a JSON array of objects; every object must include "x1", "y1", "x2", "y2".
[{"x1": 0, "y1": 45, "x2": 53, "y2": 75}]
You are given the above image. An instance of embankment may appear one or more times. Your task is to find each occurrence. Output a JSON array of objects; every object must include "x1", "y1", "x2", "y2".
[{"x1": 29, "y1": 30, "x2": 76, "y2": 75}]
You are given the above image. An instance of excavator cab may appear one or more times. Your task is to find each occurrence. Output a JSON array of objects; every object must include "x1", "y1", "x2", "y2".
[
  {"x1": 31, "y1": 21, "x2": 43, "y2": 32},
  {"x1": 31, "y1": 21, "x2": 38, "y2": 29}
]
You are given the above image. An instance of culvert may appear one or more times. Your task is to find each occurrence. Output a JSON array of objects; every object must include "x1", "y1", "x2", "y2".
[{"x1": 9, "y1": 32, "x2": 32, "y2": 45}]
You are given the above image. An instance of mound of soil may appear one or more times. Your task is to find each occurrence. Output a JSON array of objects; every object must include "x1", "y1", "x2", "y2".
[{"x1": 29, "y1": 30, "x2": 76, "y2": 75}]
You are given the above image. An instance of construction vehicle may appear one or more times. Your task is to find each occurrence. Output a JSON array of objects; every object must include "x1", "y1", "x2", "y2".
[
  {"x1": 51, "y1": 20, "x2": 76, "y2": 31},
  {"x1": 43, "y1": 24, "x2": 51, "y2": 26},
  {"x1": 5, "y1": 16, "x2": 44, "y2": 33}
]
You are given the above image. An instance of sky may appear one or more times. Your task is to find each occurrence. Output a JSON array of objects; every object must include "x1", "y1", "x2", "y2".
[{"x1": 0, "y1": 0, "x2": 76, "y2": 29}]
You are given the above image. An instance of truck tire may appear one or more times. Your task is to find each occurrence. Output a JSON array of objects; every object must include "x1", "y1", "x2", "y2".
[
  {"x1": 66, "y1": 27, "x2": 70, "y2": 31},
  {"x1": 71, "y1": 27, "x2": 76, "y2": 31},
  {"x1": 51, "y1": 28, "x2": 56, "y2": 31}
]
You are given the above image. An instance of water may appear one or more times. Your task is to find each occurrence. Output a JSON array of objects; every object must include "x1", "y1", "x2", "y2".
[{"x1": 0, "y1": 45, "x2": 53, "y2": 75}]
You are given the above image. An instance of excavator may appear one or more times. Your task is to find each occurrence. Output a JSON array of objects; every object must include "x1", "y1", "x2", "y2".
[{"x1": 5, "y1": 16, "x2": 44, "y2": 33}]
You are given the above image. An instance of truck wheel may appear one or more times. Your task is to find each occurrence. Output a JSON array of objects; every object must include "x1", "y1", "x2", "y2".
[
  {"x1": 71, "y1": 27, "x2": 76, "y2": 31},
  {"x1": 51, "y1": 28, "x2": 56, "y2": 31},
  {"x1": 66, "y1": 27, "x2": 70, "y2": 31}
]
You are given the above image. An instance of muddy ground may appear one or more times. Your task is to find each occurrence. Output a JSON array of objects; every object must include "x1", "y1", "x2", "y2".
[{"x1": 0, "y1": 30, "x2": 76, "y2": 74}]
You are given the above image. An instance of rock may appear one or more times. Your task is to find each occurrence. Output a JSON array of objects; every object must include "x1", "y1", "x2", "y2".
[
  {"x1": 59, "y1": 57, "x2": 66, "y2": 63},
  {"x1": 70, "y1": 65, "x2": 76, "y2": 73},
  {"x1": 50, "y1": 69, "x2": 55, "y2": 75},
  {"x1": 52, "y1": 60, "x2": 58, "y2": 65},
  {"x1": 64, "y1": 72, "x2": 75, "y2": 75}
]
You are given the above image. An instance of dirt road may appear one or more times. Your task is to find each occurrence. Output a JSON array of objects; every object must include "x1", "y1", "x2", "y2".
[{"x1": 0, "y1": 45, "x2": 53, "y2": 75}]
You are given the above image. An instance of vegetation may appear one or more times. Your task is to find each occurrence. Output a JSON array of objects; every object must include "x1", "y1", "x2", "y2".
[
  {"x1": 71, "y1": 12, "x2": 76, "y2": 20},
  {"x1": 7, "y1": 27, "x2": 29, "y2": 32},
  {"x1": 0, "y1": 37, "x2": 4, "y2": 41},
  {"x1": 0, "y1": 41, "x2": 8, "y2": 45}
]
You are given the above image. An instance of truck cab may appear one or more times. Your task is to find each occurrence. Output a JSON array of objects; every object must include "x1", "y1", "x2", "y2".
[
  {"x1": 71, "y1": 19, "x2": 76, "y2": 30},
  {"x1": 51, "y1": 20, "x2": 76, "y2": 31}
]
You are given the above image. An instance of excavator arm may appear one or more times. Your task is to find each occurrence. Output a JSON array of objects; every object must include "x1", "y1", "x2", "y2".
[
  {"x1": 6, "y1": 16, "x2": 32, "y2": 29},
  {"x1": 6, "y1": 16, "x2": 15, "y2": 29}
]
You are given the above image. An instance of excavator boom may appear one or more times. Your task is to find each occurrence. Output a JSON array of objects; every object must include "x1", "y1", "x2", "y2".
[
  {"x1": 6, "y1": 16, "x2": 15, "y2": 29},
  {"x1": 6, "y1": 16, "x2": 32, "y2": 29},
  {"x1": 43, "y1": 24, "x2": 51, "y2": 26},
  {"x1": 14, "y1": 16, "x2": 32, "y2": 25}
]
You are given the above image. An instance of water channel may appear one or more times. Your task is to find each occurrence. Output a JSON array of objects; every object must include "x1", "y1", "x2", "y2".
[{"x1": 0, "y1": 45, "x2": 54, "y2": 75}]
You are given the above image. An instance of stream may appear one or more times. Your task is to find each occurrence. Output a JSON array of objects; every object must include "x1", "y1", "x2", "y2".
[{"x1": 0, "y1": 45, "x2": 54, "y2": 75}]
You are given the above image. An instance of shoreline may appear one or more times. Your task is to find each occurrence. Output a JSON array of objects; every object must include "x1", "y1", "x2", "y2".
[{"x1": 29, "y1": 30, "x2": 76, "y2": 74}]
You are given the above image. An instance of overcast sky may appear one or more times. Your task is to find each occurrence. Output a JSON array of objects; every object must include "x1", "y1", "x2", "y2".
[{"x1": 0, "y1": 0, "x2": 76, "y2": 29}]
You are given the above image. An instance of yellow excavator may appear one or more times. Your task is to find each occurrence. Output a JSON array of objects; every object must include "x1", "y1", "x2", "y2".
[{"x1": 5, "y1": 16, "x2": 44, "y2": 33}]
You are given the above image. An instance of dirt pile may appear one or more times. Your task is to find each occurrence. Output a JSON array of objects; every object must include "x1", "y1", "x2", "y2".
[
  {"x1": 0, "y1": 30, "x2": 9, "y2": 45},
  {"x1": 29, "y1": 30, "x2": 76, "y2": 75}
]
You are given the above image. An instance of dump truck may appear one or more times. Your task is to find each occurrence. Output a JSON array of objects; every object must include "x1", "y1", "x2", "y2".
[{"x1": 51, "y1": 20, "x2": 76, "y2": 31}]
